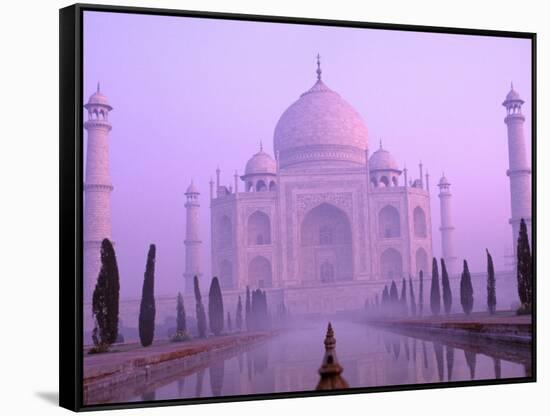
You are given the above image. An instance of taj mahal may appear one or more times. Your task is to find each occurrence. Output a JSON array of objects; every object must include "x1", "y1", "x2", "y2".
[
  {"x1": 82, "y1": 57, "x2": 531, "y2": 331},
  {"x1": 204, "y1": 57, "x2": 439, "y2": 294}
]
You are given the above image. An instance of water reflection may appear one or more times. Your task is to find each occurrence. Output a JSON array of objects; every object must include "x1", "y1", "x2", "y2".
[
  {"x1": 434, "y1": 342, "x2": 444, "y2": 381},
  {"x1": 464, "y1": 350, "x2": 477, "y2": 379},
  {"x1": 128, "y1": 321, "x2": 529, "y2": 403},
  {"x1": 446, "y1": 346, "x2": 455, "y2": 381},
  {"x1": 209, "y1": 361, "x2": 224, "y2": 396}
]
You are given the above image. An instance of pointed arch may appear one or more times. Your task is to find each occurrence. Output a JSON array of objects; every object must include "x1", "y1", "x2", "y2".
[
  {"x1": 300, "y1": 203, "x2": 353, "y2": 283},
  {"x1": 248, "y1": 256, "x2": 272, "y2": 288},
  {"x1": 413, "y1": 206, "x2": 427, "y2": 238},
  {"x1": 219, "y1": 259, "x2": 233, "y2": 289},
  {"x1": 256, "y1": 180, "x2": 267, "y2": 192},
  {"x1": 247, "y1": 211, "x2": 271, "y2": 245},
  {"x1": 380, "y1": 248, "x2": 403, "y2": 280},
  {"x1": 218, "y1": 215, "x2": 232, "y2": 249},
  {"x1": 379, "y1": 205, "x2": 401, "y2": 238},
  {"x1": 416, "y1": 247, "x2": 428, "y2": 276}
]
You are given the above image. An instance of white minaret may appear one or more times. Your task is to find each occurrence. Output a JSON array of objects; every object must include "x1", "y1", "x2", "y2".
[
  {"x1": 83, "y1": 83, "x2": 114, "y2": 302},
  {"x1": 503, "y1": 84, "x2": 532, "y2": 253},
  {"x1": 184, "y1": 180, "x2": 202, "y2": 293},
  {"x1": 438, "y1": 174, "x2": 457, "y2": 275}
]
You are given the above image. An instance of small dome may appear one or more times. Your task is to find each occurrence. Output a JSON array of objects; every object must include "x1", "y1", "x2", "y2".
[
  {"x1": 439, "y1": 175, "x2": 450, "y2": 186},
  {"x1": 369, "y1": 145, "x2": 399, "y2": 171},
  {"x1": 185, "y1": 180, "x2": 199, "y2": 194},
  {"x1": 85, "y1": 83, "x2": 112, "y2": 109},
  {"x1": 244, "y1": 147, "x2": 276, "y2": 176},
  {"x1": 503, "y1": 83, "x2": 524, "y2": 105}
]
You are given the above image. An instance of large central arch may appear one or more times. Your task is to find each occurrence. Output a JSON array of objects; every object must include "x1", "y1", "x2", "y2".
[{"x1": 299, "y1": 202, "x2": 353, "y2": 284}]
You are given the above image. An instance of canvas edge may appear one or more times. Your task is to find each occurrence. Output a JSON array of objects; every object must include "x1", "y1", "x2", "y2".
[{"x1": 59, "y1": 3, "x2": 84, "y2": 412}]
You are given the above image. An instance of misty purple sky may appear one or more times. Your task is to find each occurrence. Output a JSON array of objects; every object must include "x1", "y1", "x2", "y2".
[{"x1": 83, "y1": 11, "x2": 531, "y2": 300}]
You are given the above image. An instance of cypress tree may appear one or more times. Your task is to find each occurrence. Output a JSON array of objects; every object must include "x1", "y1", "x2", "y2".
[
  {"x1": 208, "y1": 277, "x2": 224, "y2": 336},
  {"x1": 516, "y1": 218, "x2": 532, "y2": 313},
  {"x1": 418, "y1": 270, "x2": 424, "y2": 317},
  {"x1": 227, "y1": 312, "x2": 232, "y2": 332},
  {"x1": 486, "y1": 249, "x2": 497, "y2": 314},
  {"x1": 245, "y1": 286, "x2": 251, "y2": 331},
  {"x1": 139, "y1": 244, "x2": 156, "y2": 347},
  {"x1": 389, "y1": 281, "x2": 399, "y2": 316},
  {"x1": 92, "y1": 238, "x2": 120, "y2": 350},
  {"x1": 194, "y1": 275, "x2": 207, "y2": 338},
  {"x1": 381, "y1": 285, "x2": 389, "y2": 314},
  {"x1": 408, "y1": 276, "x2": 417, "y2": 317},
  {"x1": 460, "y1": 260, "x2": 474, "y2": 315},
  {"x1": 176, "y1": 292, "x2": 186, "y2": 332},
  {"x1": 441, "y1": 258, "x2": 452, "y2": 315},
  {"x1": 236, "y1": 295, "x2": 243, "y2": 331},
  {"x1": 400, "y1": 278, "x2": 408, "y2": 316},
  {"x1": 430, "y1": 258, "x2": 441, "y2": 316}
]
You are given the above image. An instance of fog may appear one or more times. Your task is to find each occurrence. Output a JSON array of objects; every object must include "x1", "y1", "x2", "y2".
[{"x1": 116, "y1": 319, "x2": 528, "y2": 402}]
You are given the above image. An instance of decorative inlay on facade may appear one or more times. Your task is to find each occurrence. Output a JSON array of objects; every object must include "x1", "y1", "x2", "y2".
[{"x1": 296, "y1": 192, "x2": 353, "y2": 219}]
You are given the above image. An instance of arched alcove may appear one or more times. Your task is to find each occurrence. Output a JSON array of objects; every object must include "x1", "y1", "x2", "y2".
[
  {"x1": 247, "y1": 211, "x2": 271, "y2": 245},
  {"x1": 248, "y1": 256, "x2": 272, "y2": 288},
  {"x1": 218, "y1": 215, "x2": 232, "y2": 249},
  {"x1": 380, "y1": 248, "x2": 403, "y2": 280},
  {"x1": 219, "y1": 260, "x2": 233, "y2": 289},
  {"x1": 416, "y1": 247, "x2": 429, "y2": 276},
  {"x1": 379, "y1": 205, "x2": 401, "y2": 238},
  {"x1": 256, "y1": 180, "x2": 267, "y2": 192},
  {"x1": 413, "y1": 207, "x2": 427, "y2": 238}
]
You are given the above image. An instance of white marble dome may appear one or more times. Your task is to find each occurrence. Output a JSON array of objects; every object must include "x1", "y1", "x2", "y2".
[
  {"x1": 369, "y1": 145, "x2": 399, "y2": 171},
  {"x1": 85, "y1": 84, "x2": 112, "y2": 109},
  {"x1": 273, "y1": 78, "x2": 368, "y2": 168},
  {"x1": 185, "y1": 180, "x2": 199, "y2": 194},
  {"x1": 505, "y1": 88, "x2": 522, "y2": 102},
  {"x1": 244, "y1": 148, "x2": 276, "y2": 176}
]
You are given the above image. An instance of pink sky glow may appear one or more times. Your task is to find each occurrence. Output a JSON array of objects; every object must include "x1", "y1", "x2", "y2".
[{"x1": 83, "y1": 11, "x2": 532, "y2": 300}]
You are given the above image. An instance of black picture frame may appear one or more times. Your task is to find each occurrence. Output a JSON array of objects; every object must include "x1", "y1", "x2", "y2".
[{"x1": 59, "y1": 3, "x2": 537, "y2": 412}]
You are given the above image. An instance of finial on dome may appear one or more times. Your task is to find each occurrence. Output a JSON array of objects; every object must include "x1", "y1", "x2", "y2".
[
  {"x1": 511, "y1": 81, "x2": 514, "y2": 91},
  {"x1": 316, "y1": 53, "x2": 322, "y2": 81},
  {"x1": 260, "y1": 140, "x2": 263, "y2": 152},
  {"x1": 97, "y1": 82, "x2": 100, "y2": 93},
  {"x1": 379, "y1": 139, "x2": 383, "y2": 150}
]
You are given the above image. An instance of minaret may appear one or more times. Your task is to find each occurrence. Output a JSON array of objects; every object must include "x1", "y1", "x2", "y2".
[
  {"x1": 83, "y1": 83, "x2": 114, "y2": 303},
  {"x1": 503, "y1": 84, "x2": 532, "y2": 252},
  {"x1": 316, "y1": 323, "x2": 349, "y2": 390},
  {"x1": 438, "y1": 174, "x2": 457, "y2": 275},
  {"x1": 184, "y1": 180, "x2": 202, "y2": 293}
]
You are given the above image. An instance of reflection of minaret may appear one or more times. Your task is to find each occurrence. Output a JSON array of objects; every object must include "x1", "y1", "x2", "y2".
[
  {"x1": 503, "y1": 84, "x2": 531, "y2": 254},
  {"x1": 184, "y1": 180, "x2": 202, "y2": 293},
  {"x1": 83, "y1": 83, "x2": 114, "y2": 302},
  {"x1": 438, "y1": 174, "x2": 457, "y2": 275},
  {"x1": 316, "y1": 323, "x2": 349, "y2": 390}
]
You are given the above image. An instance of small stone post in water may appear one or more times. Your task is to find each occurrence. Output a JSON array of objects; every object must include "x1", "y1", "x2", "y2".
[{"x1": 316, "y1": 323, "x2": 349, "y2": 390}]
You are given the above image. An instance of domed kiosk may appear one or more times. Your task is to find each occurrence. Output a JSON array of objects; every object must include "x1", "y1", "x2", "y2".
[
  {"x1": 241, "y1": 143, "x2": 277, "y2": 192},
  {"x1": 369, "y1": 142, "x2": 402, "y2": 187}
]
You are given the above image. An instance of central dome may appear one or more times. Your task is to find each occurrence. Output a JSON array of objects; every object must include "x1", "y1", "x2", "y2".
[{"x1": 273, "y1": 71, "x2": 368, "y2": 169}]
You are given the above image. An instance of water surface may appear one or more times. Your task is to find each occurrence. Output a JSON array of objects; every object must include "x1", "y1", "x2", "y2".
[{"x1": 128, "y1": 320, "x2": 529, "y2": 402}]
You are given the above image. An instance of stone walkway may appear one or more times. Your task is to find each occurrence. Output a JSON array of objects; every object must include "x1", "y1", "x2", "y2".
[{"x1": 84, "y1": 331, "x2": 271, "y2": 381}]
